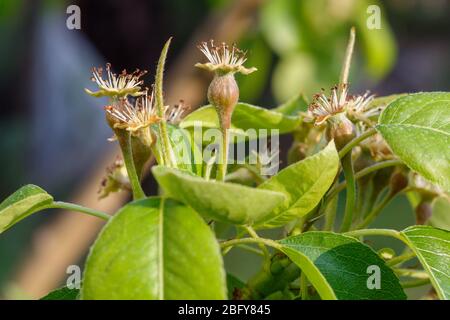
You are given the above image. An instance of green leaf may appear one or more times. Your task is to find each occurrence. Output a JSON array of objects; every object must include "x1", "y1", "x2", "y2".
[
  {"x1": 368, "y1": 94, "x2": 406, "y2": 110},
  {"x1": 231, "y1": 103, "x2": 301, "y2": 133},
  {"x1": 82, "y1": 197, "x2": 226, "y2": 299},
  {"x1": 429, "y1": 197, "x2": 450, "y2": 231},
  {"x1": 273, "y1": 93, "x2": 309, "y2": 116},
  {"x1": 167, "y1": 124, "x2": 203, "y2": 175},
  {"x1": 0, "y1": 184, "x2": 53, "y2": 234},
  {"x1": 152, "y1": 166, "x2": 286, "y2": 225},
  {"x1": 279, "y1": 232, "x2": 406, "y2": 300},
  {"x1": 256, "y1": 141, "x2": 339, "y2": 228},
  {"x1": 180, "y1": 103, "x2": 301, "y2": 138},
  {"x1": 400, "y1": 225, "x2": 450, "y2": 300},
  {"x1": 41, "y1": 287, "x2": 79, "y2": 300},
  {"x1": 377, "y1": 92, "x2": 450, "y2": 192}
]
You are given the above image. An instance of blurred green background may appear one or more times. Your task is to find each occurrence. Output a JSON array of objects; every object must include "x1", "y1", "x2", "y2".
[{"x1": 0, "y1": 0, "x2": 448, "y2": 299}]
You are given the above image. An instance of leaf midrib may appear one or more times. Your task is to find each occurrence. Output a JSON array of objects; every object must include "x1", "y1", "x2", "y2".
[
  {"x1": 386, "y1": 98, "x2": 450, "y2": 124},
  {"x1": 259, "y1": 171, "x2": 331, "y2": 226},
  {"x1": 158, "y1": 198, "x2": 165, "y2": 300},
  {"x1": 258, "y1": 149, "x2": 338, "y2": 226},
  {"x1": 0, "y1": 193, "x2": 52, "y2": 215},
  {"x1": 400, "y1": 230, "x2": 449, "y2": 300},
  {"x1": 377, "y1": 123, "x2": 450, "y2": 136},
  {"x1": 280, "y1": 246, "x2": 337, "y2": 300}
]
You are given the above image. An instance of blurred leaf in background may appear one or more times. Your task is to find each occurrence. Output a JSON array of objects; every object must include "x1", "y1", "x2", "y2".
[{"x1": 236, "y1": 0, "x2": 397, "y2": 103}]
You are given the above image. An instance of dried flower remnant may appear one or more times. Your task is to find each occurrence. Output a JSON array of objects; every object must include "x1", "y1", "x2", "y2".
[
  {"x1": 84, "y1": 63, "x2": 149, "y2": 199},
  {"x1": 104, "y1": 91, "x2": 161, "y2": 133},
  {"x1": 308, "y1": 85, "x2": 376, "y2": 125},
  {"x1": 347, "y1": 91, "x2": 380, "y2": 124},
  {"x1": 307, "y1": 83, "x2": 380, "y2": 150},
  {"x1": 410, "y1": 173, "x2": 447, "y2": 200},
  {"x1": 366, "y1": 134, "x2": 394, "y2": 161},
  {"x1": 308, "y1": 84, "x2": 355, "y2": 149},
  {"x1": 85, "y1": 63, "x2": 147, "y2": 98},
  {"x1": 195, "y1": 40, "x2": 257, "y2": 75},
  {"x1": 164, "y1": 100, "x2": 190, "y2": 125},
  {"x1": 98, "y1": 158, "x2": 131, "y2": 199},
  {"x1": 308, "y1": 84, "x2": 350, "y2": 126}
]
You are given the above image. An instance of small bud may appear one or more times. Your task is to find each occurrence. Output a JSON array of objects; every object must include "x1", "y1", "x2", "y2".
[
  {"x1": 270, "y1": 254, "x2": 291, "y2": 275},
  {"x1": 415, "y1": 201, "x2": 432, "y2": 225},
  {"x1": 378, "y1": 248, "x2": 395, "y2": 261},
  {"x1": 389, "y1": 170, "x2": 408, "y2": 195}
]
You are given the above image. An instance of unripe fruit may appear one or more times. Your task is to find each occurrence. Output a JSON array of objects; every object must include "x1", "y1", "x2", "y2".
[
  {"x1": 207, "y1": 73, "x2": 239, "y2": 128},
  {"x1": 326, "y1": 113, "x2": 356, "y2": 150}
]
